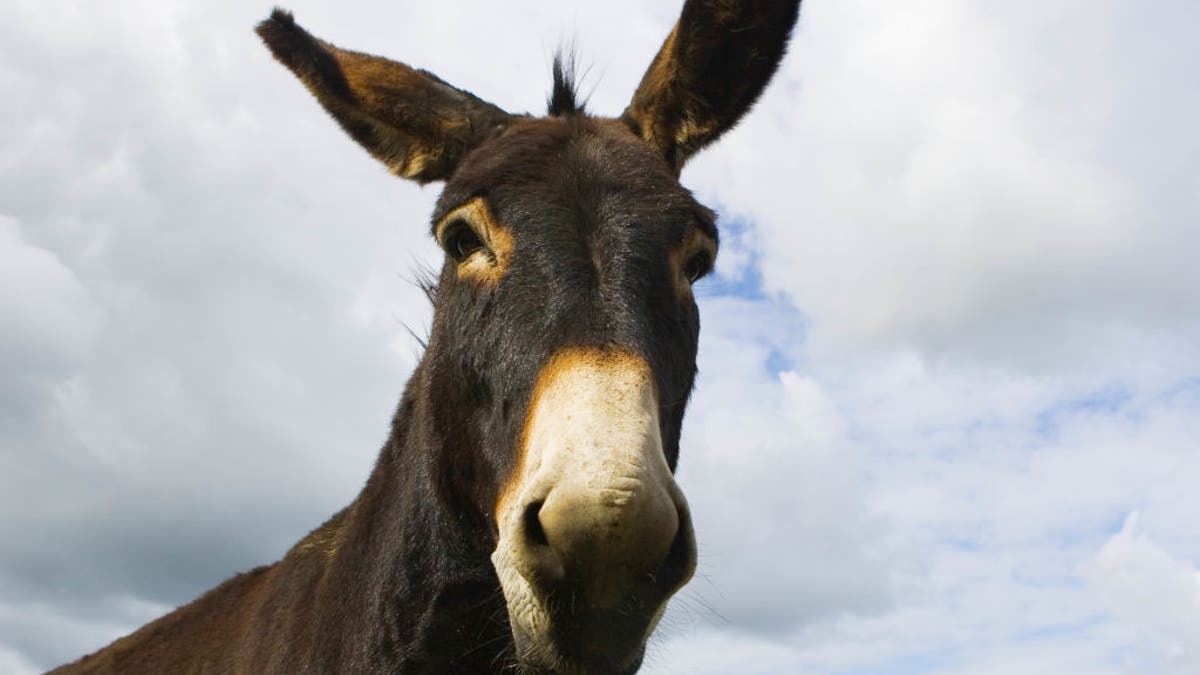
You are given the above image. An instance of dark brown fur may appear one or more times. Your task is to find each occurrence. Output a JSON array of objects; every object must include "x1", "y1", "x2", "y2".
[{"x1": 51, "y1": 2, "x2": 801, "y2": 673}]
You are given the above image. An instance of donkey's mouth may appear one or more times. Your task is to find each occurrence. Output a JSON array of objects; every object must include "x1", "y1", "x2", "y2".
[
  {"x1": 512, "y1": 625, "x2": 647, "y2": 675},
  {"x1": 505, "y1": 569, "x2": 682, "y2": 675}
]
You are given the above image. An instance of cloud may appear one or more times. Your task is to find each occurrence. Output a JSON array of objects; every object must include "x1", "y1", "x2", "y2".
[
  {"x1": 654, "y1": 343, "x2": 1200, "y2": 673},
  {"x1": 645, "y1": 628, "x2": 814, "y2": 675},
  {"x1": 683, "y1": 0, "x2": 1200, "y2": 371},
  {"x1": 3, "y1": 0, "x2": 1198, "y2": 673},
  {"x1": 0, "y1": 216, "x2": 100, "y2": 430},
  {"x1": 0, "y1": 646, "x2": 38, "y2": 675},
  {"x1": 1087, "y1": 513, "x2": 1200, "y2": 673},
  {"x1": 649, "y1": 277, "x2": 1199, "y2": 673},
  {"x1": 0, "y1": 595, "x2": 170, "y2": 672},
  {"x1": 670, "y1": 295, "x2": 889, "y2": 634},
  {"x1": 0, "y1": 0, "x2": 443, "y2": 665}
]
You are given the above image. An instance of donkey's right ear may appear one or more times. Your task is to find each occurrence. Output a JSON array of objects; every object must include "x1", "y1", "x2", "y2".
[
  {"x1": 256, "y1": 9, "x2": 513, "y2": 184},
  {"x1": 623, "y1": 0, "x2": 801, "y2": 174}
]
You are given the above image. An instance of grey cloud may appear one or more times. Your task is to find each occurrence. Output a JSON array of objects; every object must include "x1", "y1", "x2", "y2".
[{"x1": 0, "y1": 1, "x2": 443, "y2": 667}]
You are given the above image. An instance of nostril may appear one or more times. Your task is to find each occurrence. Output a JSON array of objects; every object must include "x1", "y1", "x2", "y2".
[
  {"x1": 523, "y1": 500, "x2": 549, "y2": 547},
  {"x1": 659, "y1": 502, "x2": 697, "y2": 591},
  {"x1": 518, "y1": 499, "x2": 566, "y2": 586}
]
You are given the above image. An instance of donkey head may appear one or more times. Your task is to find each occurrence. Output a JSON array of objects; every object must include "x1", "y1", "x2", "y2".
[{"x1": 258, "y1": 2, "x2": 799, "y2": 672}]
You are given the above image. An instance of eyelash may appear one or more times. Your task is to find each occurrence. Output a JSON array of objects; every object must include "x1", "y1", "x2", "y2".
[
  {"x1": 682, "y1": 250, "x2": 712, "y2": 284},
  {"x1": 441, "y1": 220, "x2": 486, "y2": 262}
]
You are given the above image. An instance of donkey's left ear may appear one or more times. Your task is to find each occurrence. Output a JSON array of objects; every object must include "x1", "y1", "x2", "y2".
[
  {"x1": 256, "y1": 9, "x2": 513, "y2": 183},
  {"x1": 622, "y1": 0, "x2": 801, "y2": 173}
]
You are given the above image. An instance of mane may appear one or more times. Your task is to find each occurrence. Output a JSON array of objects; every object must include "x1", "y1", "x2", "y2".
[{"x1": 548, "y1": 49, "x2": 584, "y2": 116}]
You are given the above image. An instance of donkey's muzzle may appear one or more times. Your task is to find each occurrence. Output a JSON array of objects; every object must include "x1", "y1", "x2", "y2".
[
  {"x1": 491, "y1": 347, "x2": 697, "y2": 673},
  {"x1": 522, "y1": 483, "x2": 695, "y2": 669}
]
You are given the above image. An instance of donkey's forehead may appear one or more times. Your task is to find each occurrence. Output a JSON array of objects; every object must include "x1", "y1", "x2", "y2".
[{"x1": 432, "y1": 117, "x2": 716, "y2": 239}]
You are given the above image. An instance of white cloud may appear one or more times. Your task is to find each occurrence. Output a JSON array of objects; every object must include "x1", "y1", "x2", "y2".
[
  {"x1": 670, "y1": 296, "x2": 889, "y2": 633},
  {"x1": 1087, "y1": 513, "x2": 1200, "y2": 673},
  {"x1": 655, "y1": 316, "x2": 1199, "y2": 673},
  {"x1": 685, "y1": 0, "x2": 1200, "y2": 371}
]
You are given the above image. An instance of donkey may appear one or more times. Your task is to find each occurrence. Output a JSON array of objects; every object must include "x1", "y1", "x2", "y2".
[{"x1": 51, "y1": 1, "x2": 801, "y2": 673}]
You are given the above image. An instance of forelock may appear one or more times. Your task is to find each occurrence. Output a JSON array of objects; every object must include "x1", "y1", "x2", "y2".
[{"x1": 547, "y1": 49, "x2": 584, "y2": 117}]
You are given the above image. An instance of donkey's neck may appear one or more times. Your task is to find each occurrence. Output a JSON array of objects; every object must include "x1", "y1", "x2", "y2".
[{"x1": 303, "y1": 366, "x2": 510, "y2": 672}]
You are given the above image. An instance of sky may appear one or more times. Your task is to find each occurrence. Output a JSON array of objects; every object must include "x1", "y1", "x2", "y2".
[{"x1": 2, "y1": 0, "x2": 1198, "y2": 673}]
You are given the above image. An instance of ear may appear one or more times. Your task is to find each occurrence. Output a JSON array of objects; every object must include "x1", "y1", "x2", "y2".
[
  {"x1": 622, "y1": 0, "x2": 801, "y2": 173},
  {"x1": 256, "y1": 9, "x2": 513, "y2": 183}
]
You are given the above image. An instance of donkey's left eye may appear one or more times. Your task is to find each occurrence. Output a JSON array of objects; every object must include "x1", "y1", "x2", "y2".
[
  {"x1": 442, "y1": 221, "x2": 485, "y2": 262},
  {"x1": 683, "y1": 251, "x2": 712, "y2": 284}
]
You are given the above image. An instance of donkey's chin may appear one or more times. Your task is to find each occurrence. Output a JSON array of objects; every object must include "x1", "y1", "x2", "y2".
[
  {"x1": 511, "y1": 629, "x2": 647, "y2": 675},
  {"x1": 506, "y1": 589, "x2": 673, "y2": 675}
]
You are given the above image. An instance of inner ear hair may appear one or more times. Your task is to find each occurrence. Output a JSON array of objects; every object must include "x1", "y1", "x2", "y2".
[
  {"x1": 256, "y1": 9, "x2": 513, "y2": 183},
  {"x1": 622, "y1": 0, "x2": 802, "y2": 173}
]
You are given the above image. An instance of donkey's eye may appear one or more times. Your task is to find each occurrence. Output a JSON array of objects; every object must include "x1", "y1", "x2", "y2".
[
  {"x1": 683, "y1": 251, "x2": 712, "y2": 284},
  {"x1": 442, "y1": 221, "x2": 485, "y2": 262}
]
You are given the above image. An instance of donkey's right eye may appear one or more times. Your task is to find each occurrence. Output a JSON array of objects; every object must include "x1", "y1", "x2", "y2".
[{"x1": 442, "y1": 221, "x2": 485, "y2": 262}]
